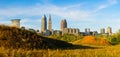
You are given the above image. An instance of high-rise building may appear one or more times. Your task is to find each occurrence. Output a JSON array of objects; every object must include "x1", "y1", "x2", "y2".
[
  {"x1": 60, "y1": 19, "x2": 67, "y2": 31},
  {"x1": 87, "y1": 28, "x2": 90, "y2": 33},
  {"x1": 85, "y1": 28, "x2": 87, "y2": 33},
  {"x1": 11, "y1": 19, "x2": 20, "y2": 28},
  {"x1": 100, "y1": 28, "x2": 105, "y2": 34},
  {"x1": 48, "y1": 15, "x2": 52, "y2": 31},
  {"x1": 63, "y1": 28, "x2": 79, "y2": 36},
  {"x1": 84, "y1": 28, "x2": 91, "y2": 35},
  {"x1": 60, "y1": 20, "x2": 63, "y2": 31},
  {"x1": 85, "y1": 28, "x2": 90, "y2": 33},
  {"x1": 107, "y1": 27, "x2": 112, "y2": 35},
  {"x1": 41, "y1": 15, "x2": 47, "y2": 33}
]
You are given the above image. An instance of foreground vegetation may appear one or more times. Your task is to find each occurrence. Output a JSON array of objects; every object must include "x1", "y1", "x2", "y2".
[
  {"x1": 1, "y1": 25, "x2": 120, "y2": 57},
  {"x1": 49, "y1": 33, "x2": 83, "y2": 42},
  {"x1": 0, "y1": 44, "x2": 120, "y2": 57},
  {"x1": 0, "y1": 25, "x2": 73, "y2": 49}
]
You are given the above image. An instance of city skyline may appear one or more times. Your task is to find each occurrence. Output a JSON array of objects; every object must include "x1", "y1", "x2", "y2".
[{"x1": 0, "y1": 0, "x2": 120, "y2": 33}]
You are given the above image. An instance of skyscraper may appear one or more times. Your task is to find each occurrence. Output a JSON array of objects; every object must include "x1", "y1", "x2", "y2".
[
  {"x1": 48, "y1": 14, "x2": 52, "y2": 31},
  {"x1": 85, "y1": 28, "x2": 90, "y2": 33},
  {"x1": 85, "y1": 28, "x2": 87, "y2": 33},
  {"x1": 87, "y1": 28, "x2": 90, "y2": 33},
  {"x1": 60, "y1": 19, "x2": 67, "y2": 31},
  {"x1": 41, "y1": 15, "x2": 47, "y2": 33},
  {"x1": 100, "y1": 28, "x2": 105, "y2": 34},
  {"x1": 11, "y1": 19, "x2": 21, "y2": 28},
  {"x1": 107, "y1": 27, "x2": 112, "y2": 35}
]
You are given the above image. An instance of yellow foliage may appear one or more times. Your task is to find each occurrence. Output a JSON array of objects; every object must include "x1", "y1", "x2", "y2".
[
  {"x1": 98, "y1": 38, "x2": 111, "y2": 45},
  {"x1": 81, "y1": 36, "x2": 110, "y2": 45},
  {"x1": 81, "y1": 36, "x2": 97, "y2": 44}
]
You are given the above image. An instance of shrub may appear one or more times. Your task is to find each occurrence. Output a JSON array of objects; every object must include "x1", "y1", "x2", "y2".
[
  {"x1": 108, "y1": 30, "x2": 120, "y2": 45},
  {"x1": 49, "y1": 34, "x2": 83, "y2": 42}
]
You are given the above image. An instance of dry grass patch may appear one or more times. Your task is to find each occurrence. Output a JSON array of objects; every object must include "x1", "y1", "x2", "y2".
[{"x1": 77, "y1": 36, "x2": 111, "y2": 46}]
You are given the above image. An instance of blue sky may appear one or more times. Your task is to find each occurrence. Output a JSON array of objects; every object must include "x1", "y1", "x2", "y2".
[{"x1": 0, "y1": 0, "x2": 120, "y2": 33}]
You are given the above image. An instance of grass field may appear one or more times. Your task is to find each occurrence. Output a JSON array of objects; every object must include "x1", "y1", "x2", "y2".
[{"x1": 0, "y1": 44, "x2": 120, "y2": 57}]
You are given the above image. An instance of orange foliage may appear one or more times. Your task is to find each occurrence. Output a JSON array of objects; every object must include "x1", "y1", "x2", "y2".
[
  {"x1": 81, "y1": 36, "x2": 111, "y2": 45},
  {"x1": 98, "y1": 38, "x2": 111, "y2": 45},
  {"x1": 81, "y1": 36, "x2": 97, "y2": 44}
]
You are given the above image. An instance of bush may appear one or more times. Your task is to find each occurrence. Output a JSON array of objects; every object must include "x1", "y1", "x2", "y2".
[
  {"x1": 108, "y1": 30, "x2": 120, "y2": 45},
  {"x1": 49, "y1": 34, "x2": 83, "y2": 42}
]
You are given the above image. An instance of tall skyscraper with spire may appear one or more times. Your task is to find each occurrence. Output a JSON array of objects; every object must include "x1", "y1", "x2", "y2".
[
  {"x1": 41, "y1": 15, "x2": 47, "y2": 33},
  {"x1": 48, "y1": 14, "x2": 52, "y2": 31},
  {"x1": 60, "y1": 19, "x2": 67, "y2": 31}
]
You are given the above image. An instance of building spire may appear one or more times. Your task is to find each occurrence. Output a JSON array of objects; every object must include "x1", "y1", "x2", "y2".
[
  {"x1": 42, "y1": 14, "x2": 46, "y2": 19},
  {"x1": 41, "y1": 14, "x2": 47, "y2": 33}
]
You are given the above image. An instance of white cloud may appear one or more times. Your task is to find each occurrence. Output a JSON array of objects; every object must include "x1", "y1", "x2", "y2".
[
  {"x1": 0, "y1": 0, "x2": 116, "y2": 21},
  {"x1": 20, "y1": 18, "x2": 41, "y2": 29},
  {"x1": 108, "y1": 0, "x2": 117, "y2": 4},
  {"x1": 94, "y1": 0, "x2": 118, "y2": 12},
  {"x1": 0, "y1": 3, "x2": 91, "y2": 22},
  {"x1": 0, "y1": 0, "x2": 118, "y2": 21},
  {"x1": 0, "y1": 0, "x2": 117, "y2": 22},
  {"x1": 95, "y1": 5, "x2": 108, "y2": 12}
]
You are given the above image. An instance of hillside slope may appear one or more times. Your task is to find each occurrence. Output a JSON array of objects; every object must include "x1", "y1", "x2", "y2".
[
  {"x1": 0, "y1": 25, "x2": 72, "y2": 49},
  {"x1": 72, "y1": 36, "x2": 111, "y2": 46}
]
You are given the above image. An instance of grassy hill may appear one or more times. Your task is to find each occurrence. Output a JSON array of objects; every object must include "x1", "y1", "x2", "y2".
[
  {"x1": 0, "y1": 25, "x2": 72, "y2": 49},
  {"x1": 72, "y1": 36, "x2": 111, "y2": 46},
  {"x1": 0, "y1": 25, "x2": 119, "y2": 57}
]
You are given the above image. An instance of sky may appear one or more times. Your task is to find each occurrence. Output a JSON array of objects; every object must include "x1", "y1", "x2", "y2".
[{"x1": 0, "y1": 0, "x2": 120, "y2": 33}]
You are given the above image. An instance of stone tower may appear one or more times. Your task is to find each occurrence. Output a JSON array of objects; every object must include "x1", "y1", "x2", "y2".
[
  {"x1": 48, "y1": 14, "x2": 52, "y2": 31},
  {"x1": 11, "y1": 19, "x2": 20, "y2": 28},
  {"x1": 100, "y1": 28, "x2": 105, "y2": 34},
  {"x1": 60, "y1": 19, "x2": 67, "y2": 31},
  {"x1": 41, "y1": 15, "x2": 47, "y2": 33},
  {"x1": 107, "y1": 27, "x2": 112, "y2": 35}
]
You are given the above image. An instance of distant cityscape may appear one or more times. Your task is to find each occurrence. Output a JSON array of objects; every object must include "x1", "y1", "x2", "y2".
[{"x1": 10, "y1": 14, "x2": 112, "y2": 36}]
